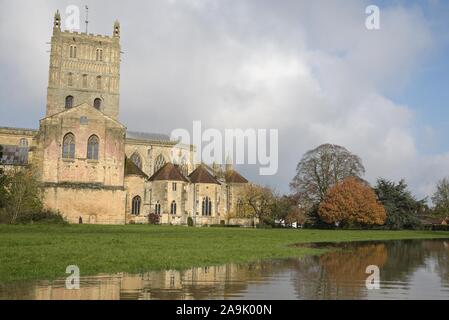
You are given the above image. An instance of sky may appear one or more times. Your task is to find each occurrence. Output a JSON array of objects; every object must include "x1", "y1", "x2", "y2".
[{"x1": 0, "y1": 0, "x2": 448, "y2": 200}]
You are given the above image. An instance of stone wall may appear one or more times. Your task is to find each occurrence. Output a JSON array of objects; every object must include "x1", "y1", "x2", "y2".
[{"x1": 43, "y1": 186, "x2": 126, "y2": 224}]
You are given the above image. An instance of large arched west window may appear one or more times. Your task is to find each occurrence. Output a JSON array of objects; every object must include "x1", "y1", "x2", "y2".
[
  {"x1": 170, "y1": 200, "x2": 177, "y2": 215},
  {"x1": 94, "y1": 98, "x2": 102, "y2": 110},
  {"x1": 155, "y1": 201, "x2": 161, "y2": 215},
  {"x1": 65, "y1": 96, "x2": 74, "y2": 109},
  {"x1": 202, "y1": 197, "x2": 212, "y2": 216},
  {"x1": 62, "y1": 133, "x2": 75, "y2": 159},
  {"x1": 132, "y1": 196, "x2": 141, "y2": 216},
  {"x1": 87, "y1": 135, "x2": 99, "y2": 160},
  {"x1": 154, "y1": 154, "x2": 166, "y2": 173},
  {"x1": 130, "y1": 152, "x2": 142, "y2": 169}
]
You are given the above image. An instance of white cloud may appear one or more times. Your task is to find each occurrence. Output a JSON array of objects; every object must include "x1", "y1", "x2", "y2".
[{"x1": 0, "y1": 0, "x2": 446, "y2": 199}]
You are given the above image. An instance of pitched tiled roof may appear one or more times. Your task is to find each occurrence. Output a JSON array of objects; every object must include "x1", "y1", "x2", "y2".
[
  {"x1": 125, "y1": 157, "x2": 149, "y2": 179},
  {"x1": 225, "y1": 170, "x2": 248, "y2": 183},
  {"x1": 188, "y1": 165, "x2": 221, "y2": 184},
  {"x1": 149, "y1": 162, "x2": 189, "y2": 182},
  {"x1": 126, "y1": 131, "x2": 172, "y2": 143}
]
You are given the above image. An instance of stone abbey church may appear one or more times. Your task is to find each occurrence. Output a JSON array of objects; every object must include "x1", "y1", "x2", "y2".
[{"x1": 0, "y1": 11, "x2": 250, "y2": 225}]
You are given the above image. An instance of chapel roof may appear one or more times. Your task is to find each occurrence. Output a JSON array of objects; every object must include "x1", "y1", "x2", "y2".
[
  {"x1": 188, "y1": 165, "x2": 221, "y2": 184},
  {"x1": 149, "y1": 162, "x2": 189, "y2": 182}
]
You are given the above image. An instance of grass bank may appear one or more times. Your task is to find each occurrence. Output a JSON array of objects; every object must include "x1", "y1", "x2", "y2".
[{"x1": 1, "y1": 224, "x2": 448, "y2": 283}]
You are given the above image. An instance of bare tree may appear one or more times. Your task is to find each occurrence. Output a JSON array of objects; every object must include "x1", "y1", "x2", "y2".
[{"x1": 290, "y1": 144, "x2": 365, "y2": 208}]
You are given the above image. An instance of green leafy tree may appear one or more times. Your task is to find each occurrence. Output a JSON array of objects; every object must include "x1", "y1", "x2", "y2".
[
  {"x1": 431, "y1": 178, "x2": 449, "y2": 217},
  {"x1": 1, "y1": 167, "x2": 43, "y2": 224},
  {"x1": 241, "y1": 184, "x2": 276, "y2": 227},
  {"x1": 374, "y1": 178, "x2": 424, "y2": 230},
  {"x1": 270, "y1": 195, "x2": 296, "y2": 225}
]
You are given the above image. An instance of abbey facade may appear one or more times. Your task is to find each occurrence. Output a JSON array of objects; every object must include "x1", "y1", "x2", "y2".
[{"x1": 0, "y1": 11, "x2": 249, "y2": 226}]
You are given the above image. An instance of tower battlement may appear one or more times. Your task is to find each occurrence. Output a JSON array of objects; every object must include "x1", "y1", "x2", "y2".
[{"x1": 46, "y1": 10, "x2": 121, "y2": 119}]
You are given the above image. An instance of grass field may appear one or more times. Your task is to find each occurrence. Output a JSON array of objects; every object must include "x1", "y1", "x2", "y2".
[{"x1": 1, "y1": 224, "x2": 449, "y2": 283}]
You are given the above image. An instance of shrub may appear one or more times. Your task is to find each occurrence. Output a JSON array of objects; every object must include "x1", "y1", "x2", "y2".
[
  {"x1": 187, "y1": 217, "x2": 194, "y2": 227},
  {"x1": 16, "y1": 210, "x2": 66, "y2": 224},
  {"x1": 148, "y1": 213, "x2": 160, "y2": 225}
]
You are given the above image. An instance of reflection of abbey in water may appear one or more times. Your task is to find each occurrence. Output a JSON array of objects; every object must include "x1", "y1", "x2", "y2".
[
  {"x1": 0, "y1": 11, "x2": 251, "y2": 226},
  {"x1": 33, "y1": 264, "x2": 268, "y2": 300},
  {"x1": 2, "y1": 240, "x2": 449, "y2": 300}
]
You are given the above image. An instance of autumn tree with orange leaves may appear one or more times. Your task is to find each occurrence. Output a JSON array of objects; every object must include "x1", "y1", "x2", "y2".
[{"x1": 318, "y1": 177, "x2": 386, "y2": 227}]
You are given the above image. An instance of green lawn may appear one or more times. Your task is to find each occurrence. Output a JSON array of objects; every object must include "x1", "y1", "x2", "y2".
[{"x1": 1, "y1": 224, "x2": 448, "y2": 283}]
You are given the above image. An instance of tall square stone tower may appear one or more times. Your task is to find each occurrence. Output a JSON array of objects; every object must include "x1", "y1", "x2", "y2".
[{"x1": 46, "y1": 11, "x2": 121, "y2": 119}]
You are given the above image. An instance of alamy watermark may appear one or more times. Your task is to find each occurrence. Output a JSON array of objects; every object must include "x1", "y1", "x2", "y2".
[
  {"x1": 365, "y1": 5, "x2": 380, "y2": 30},
  {"x1": 65, "y1": 265, "x2": 80, "y2": 290},
  {"x1": 365, "y1": 265, "x2": 380, "y2": 290},
  {"x1": 170, "y1": 121, "x2": 278, "y2": 176}
]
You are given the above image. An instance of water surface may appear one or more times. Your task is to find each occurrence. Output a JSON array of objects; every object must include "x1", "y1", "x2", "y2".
[{"x1": 1, "y1": 239, "x2": 449, "y2": 300}]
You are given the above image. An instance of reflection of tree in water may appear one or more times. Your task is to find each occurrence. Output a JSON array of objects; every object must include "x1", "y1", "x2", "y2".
[
  {"x1": 293, "y1": 239, "x2": 449, "y2": 299},
  {"x1": 379, "y1": 240, "x2": 429, "y2": 283},
  {"x1": 293, "y1": 243, "x2": 388, "y2": 299},
  {"x1": 5, "y1": 239, "x2": 449, "y2": 300},
  {"x1": 423, "y1": 240, "x2": 449, "y2": 284}
]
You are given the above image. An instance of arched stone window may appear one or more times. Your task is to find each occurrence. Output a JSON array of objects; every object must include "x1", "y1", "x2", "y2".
[
  {"x1": 155, "y1": 201, "x2": 161, "y2": 215},
  {"x1": 87, "y1": 135, "x2": 99, "y2": 160},
  {"x1": 65, "y1": 96, "x2": 74, "y2": 109},
  {"x1": 62, "y1": 133, "x2": 75, "y2": 159},
  {"x1": 132, "y1": 196, "x2": 141, "y2": 216},
  {"x1": 130, "y1": 152, "x2": 142, "y2": 169},
  {"x1": 94, "y1": 98, "x2": 102, "y2": 110},
  {"x1": 170, "y1": 200, "x2": 177, "y2": 215},
  {"x1": 154, "y1": 154, "x2": 166, "y2": 173},
  {"x1": 202, "y1": 197, "x2": 212, "y2": 216},
  {"x1": 96, "y1": 76, "x2": 102, "y2": 90}
]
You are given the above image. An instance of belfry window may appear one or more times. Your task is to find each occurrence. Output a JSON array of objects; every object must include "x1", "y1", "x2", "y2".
[
  {"x1": 87, "y1": 135, "x2": 99, "y2": 160},
  {"x1": 94, "y1": 98, "x2": 102, "y2": 110},
  {"x1": 132, "y1": 196, "x2": 141, "y2": 216},
  {"x1": 170, "y1": 200, "x2": 177, "y2": 215},
  {"x1": 65, "y1": 96, "x2": 74, "y2": 109},
  {"x1": 62, "y1": 133, "x2": 75, "y2": 159},
  {"x1": 69, "y1": 45, "x2": 77, "y2": 58},
  {"x1": 202, "y1": 197, "x2": 212, "y2": 216},
  {"x1": 96, "y1": 48, "x2": 103, "y2": 61}
]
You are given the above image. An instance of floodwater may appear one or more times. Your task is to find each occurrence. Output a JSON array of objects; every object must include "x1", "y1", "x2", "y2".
[{"x1": 1, "y1": 239, "x2": 449, "y2": 300}]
